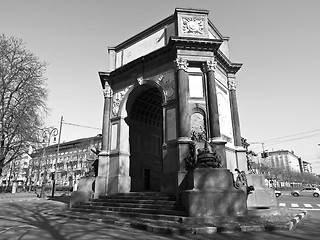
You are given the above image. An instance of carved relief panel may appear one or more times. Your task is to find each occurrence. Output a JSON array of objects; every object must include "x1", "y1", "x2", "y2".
[
  {"x1": 112, "y1": 86, "x2": 132, "y2": 117},
  {"x1": 177, "y1": 12, "x2": 209, "y2": 38},
  {"x1": 137, "y1": 69, "x2": 176, "y2": 102}
]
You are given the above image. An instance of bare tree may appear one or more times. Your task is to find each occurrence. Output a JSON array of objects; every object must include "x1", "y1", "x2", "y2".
[{"x1": 0, "y1": 34, "x2": 48, "y2": 175}]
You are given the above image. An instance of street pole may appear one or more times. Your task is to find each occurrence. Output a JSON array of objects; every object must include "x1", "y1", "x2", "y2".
[
  {"x1": 52, "y1": 116, "x2": 63, "y2": 198},
  {"x1": 39, "y1": 146, "x2": 46, "y2": 198},
  {"x1": 39, "y1": 126, "x2": 58, "y2": 198}
]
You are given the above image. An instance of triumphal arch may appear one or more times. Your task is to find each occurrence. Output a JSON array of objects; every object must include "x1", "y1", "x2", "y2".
[{"x1": 96, "y1": 8, "x2": 249, "y2": 216}]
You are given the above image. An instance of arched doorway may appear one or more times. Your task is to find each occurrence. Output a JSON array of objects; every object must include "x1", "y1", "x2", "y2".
[{"x1": 127, "y1": 85, "x2": 163, "y2": 192}]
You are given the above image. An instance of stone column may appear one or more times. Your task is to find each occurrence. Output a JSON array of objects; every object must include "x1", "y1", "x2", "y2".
[
  {"x1": 228, "y1": 74, "x2": 242, "y2": 147},
  {"x1": 94, "y1": 81, "x2": 113, "y2": 198},
  {"x1": 175, "y1": 58, "x2": 190, "y2": 139},
  {"x1": 228, "y1": 74, "x2": 247, "y2": 171},
  {"x1": 175, "y1": 58, "x2": 191, "y2": 192},
  {"x1": 203, "y1": 60, "x2": 227, "y2": 168}
]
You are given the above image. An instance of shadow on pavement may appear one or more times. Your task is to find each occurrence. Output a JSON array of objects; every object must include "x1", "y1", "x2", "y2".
[{"x1": 0, "y1": 199, "x2": 320, "y2": 240}]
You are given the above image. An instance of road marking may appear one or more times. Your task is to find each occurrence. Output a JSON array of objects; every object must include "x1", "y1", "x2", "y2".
[
  {"x1": 304, "y1": 204, "x2": 312, "y2": 208},
  {"x1": 317, "y1": 204, "x2": 320, "y2": 207},
  {"x1": 298, "y1": 208, "x2": 320, "y2": 211},
  {"x1": 279, "y1": 203, "x2": 286, "y2": 207},
  {"x1": 291, "y1": 203, "x2": 299, "y2": 208}
]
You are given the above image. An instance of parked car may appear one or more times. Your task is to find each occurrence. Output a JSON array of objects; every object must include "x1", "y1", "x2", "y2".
[
  {"x1": 291, "y1": 187, "x2": 320, "y2": 197},
  {"x1": 275, "y1": 190, "x2": 281, "y2": 197}
]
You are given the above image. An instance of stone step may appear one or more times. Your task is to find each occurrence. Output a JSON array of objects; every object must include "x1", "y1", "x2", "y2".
[
  {"x1": 70, "y1": 207, "x2": 185, "y2": 222},
  {"x1": 72, "y1": 204, "x2": 187, "y2": 216},
  {"x1": 98, "y1": 195, "x2": 175, "y2": 201},
  {"x1": 70, "y1": 191, "x2": 187, "y2": 225},
  {"x1": 113, "y1": 192, "x2": 172, "y2": 196},
  {"x1": 91, "y1": 198, "x2": 177, "y2": 205},
  {"x1": 82, "y1": 201, "x2": 185, "y2": 211},
  {"x1": 51, "y1": 209, "x2": 194, "y2": 235}
]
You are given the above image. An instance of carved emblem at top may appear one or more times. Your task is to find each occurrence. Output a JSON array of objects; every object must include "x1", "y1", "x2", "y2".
[{"x1": 181, "y1": 16, "x2": 204, "y2": 35}]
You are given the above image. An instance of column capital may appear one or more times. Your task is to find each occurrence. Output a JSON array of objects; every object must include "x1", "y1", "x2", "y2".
[
  {"x1": 103, "y1": 82, "x2": 113, "y2": 98},
  {"x1": 228, "y1": 80, "x2": 237, "y2": 91},
  {"x1": 202, "y1": 60, "x2": 217, "y2": 73},
  {"x1": 175, "y1": 58, "x2": 188, "y2": 72}
]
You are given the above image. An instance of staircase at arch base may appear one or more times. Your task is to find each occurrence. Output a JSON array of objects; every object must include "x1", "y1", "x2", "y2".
[{"x1": 54, "y1": 191, "x2": 265, "y2": 235}]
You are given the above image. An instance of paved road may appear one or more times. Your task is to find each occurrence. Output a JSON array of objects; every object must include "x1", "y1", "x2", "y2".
[{"x1": 0, "y1": 197, "x2": 319, "y2": 240}]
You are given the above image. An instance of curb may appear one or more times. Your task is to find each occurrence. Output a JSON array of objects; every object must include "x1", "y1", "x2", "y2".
[
  {"x1": 0, "y1": 197, "x2": 40, "y2": 203},
  {"x1": 286, "y1": 211, "x2": 308, "y2": 231},
  {"x1": 45, "y1": 210, "x2": 292, "y2": 235},
  {"x1": 44, "y1": 208, "x2": 309, "y2": 235}
]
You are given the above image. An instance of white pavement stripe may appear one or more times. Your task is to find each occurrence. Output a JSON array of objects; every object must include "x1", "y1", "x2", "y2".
[
  {"x1": 291, "y1": 203, "x2": 299, "y2": 208},
  {"x1": 304, "y1": 204, "x2": 312, "y2": 208},
  {"x1": 279, "y1": 203, "x2": 286, "y2": 207},
  {"x1": 317, "y1": 204, "x2": 320, "y2": 207}
]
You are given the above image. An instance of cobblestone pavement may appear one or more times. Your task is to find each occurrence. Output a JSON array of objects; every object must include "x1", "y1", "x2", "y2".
[{"x1": 0, "y1": 196, "x2": 319, "y2": 240}]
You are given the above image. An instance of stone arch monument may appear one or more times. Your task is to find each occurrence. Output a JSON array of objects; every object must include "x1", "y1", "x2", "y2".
[{"x1": 96, "y1": 8, "x2": 251, "y2": 216}]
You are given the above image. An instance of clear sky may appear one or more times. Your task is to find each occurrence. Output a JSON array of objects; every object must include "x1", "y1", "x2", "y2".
[{"x1": 1, "y1": 0, "x2": 320, "y2": 173}]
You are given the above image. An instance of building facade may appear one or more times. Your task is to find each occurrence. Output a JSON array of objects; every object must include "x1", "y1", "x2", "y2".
[
  {"x1": 30, "y1": 135, "x2": 102, "y2": 188},
  {"x1": 301, "y1": 160, "x2": 313, "y2": 173},
  {"x1": 0, "y1": 153, "x2": 31, "y2": 189},
  {"x1": 265, "y1": 150, "x2": 302, "y2": 173},
  {"x1": 0, "y1": 135, "x2": 102, "y2": 190}
]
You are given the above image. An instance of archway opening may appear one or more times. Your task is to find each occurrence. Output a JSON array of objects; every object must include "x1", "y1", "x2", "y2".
[{"x1": 128, "y1": 86, "x2": 163, "y2": 192}]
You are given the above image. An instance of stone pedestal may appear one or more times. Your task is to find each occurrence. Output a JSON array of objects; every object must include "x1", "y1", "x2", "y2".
[
  {"x1": 246, "y1": 174, "x2": 277, "y2": 215},
  {"x1": 70, "y1": 176, "x2": 95, "y2": 207},
  {"x1": 94, "y1": 151, "x2": 109, "y2": 198},
  {"x1": 108, "y1": 175, "x2": 131, "y2": 194},
  {"x1": 182, "y1": 168, "x2": 247, "y2": 217}
]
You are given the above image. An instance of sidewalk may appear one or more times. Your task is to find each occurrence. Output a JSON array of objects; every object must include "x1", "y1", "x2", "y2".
[
  {"x1": 0, "y1": 191, "x2": 70, "y2": 202},
  {"x1": 0, "y1": 192, "x2": 38, "y2": 202},
  {"x1": 0, "y1": 197, "x2": 316, "y2": 240},
  {"x1": 0, "y1": 192, "x2": 309, "y2": 234}
]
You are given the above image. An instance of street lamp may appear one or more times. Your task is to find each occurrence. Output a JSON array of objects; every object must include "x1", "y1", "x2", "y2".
[
  {"x1": 51, "y1": 116, "x2": 63, "y2": 198},
  {"x1": 39, "y1": 127, "x2": 58, "y2": 198}
]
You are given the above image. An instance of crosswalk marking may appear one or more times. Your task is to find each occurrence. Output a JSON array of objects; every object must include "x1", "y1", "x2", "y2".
[{"x1": 278, "y1": 203, "x2": 320, "y2": 208}]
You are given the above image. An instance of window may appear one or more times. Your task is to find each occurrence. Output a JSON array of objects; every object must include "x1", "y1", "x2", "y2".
[{"x1": 189, "y1": 75, "x2": 204, "y2": 98}]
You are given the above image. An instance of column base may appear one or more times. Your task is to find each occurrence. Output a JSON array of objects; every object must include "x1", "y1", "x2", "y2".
[
  {"x1": 246, "y1": 174, "x2": 277, "y2": 209},
  {"x1": 108, "y1": 175, "x2": 131, "y2": 194},
  {"x1": 94, "y1": 176, "x2": 108, "y2": 199},
  {"x1": 70, "y1": 176, "x2": 95, "y2": 206},
  {"x1": 235, "y1": 147, "x2": 247, "y2": 173},
  {"x1": 182, "y1": 168, "x2": 247, "y2": 217},
  {"x1": 209, "y1": 138, "x2": 227, "y2": 168}
]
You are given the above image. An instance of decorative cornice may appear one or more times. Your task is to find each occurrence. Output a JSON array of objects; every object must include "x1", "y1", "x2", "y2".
[
  {"x1": 175, "y1": 58, "x2": 188, "y2": 71},
  {"x1": 215, "y1": 50, "x2": 242, "y2": 74},
  {"x1": 98, "y1": 71, "x2": 110, "y2": 89},
  {"x1": 170, "y1": 37, "x2": 222, "y2": 51}
]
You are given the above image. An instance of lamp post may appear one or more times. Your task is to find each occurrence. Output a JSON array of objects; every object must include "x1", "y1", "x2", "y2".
[
  {"x1": 39, "y1": 127, "x2": 58, "y2": 198},
  {"x1": 51, "y1": 116, "x2": 63, "y2": 198}
]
